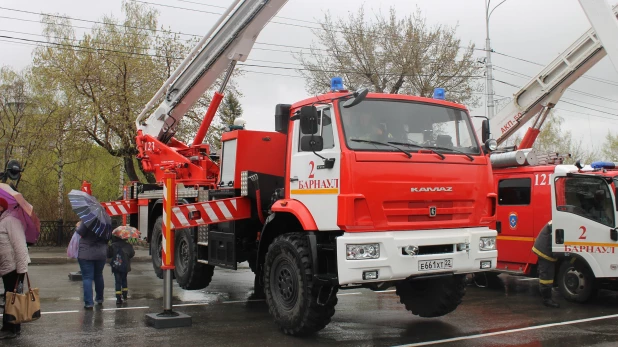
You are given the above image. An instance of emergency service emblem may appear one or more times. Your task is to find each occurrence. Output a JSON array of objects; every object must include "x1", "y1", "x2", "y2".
[
  {"x1": 429, "y1": 206, "x2": 437, "y2": 217},
  {"x1": 509, "y1": 212, "x2": 518, "y2": 230}
]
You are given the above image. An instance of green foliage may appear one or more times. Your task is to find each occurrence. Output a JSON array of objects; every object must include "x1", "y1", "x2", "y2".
[
  {"x1": 532, "y1": 112, "x2": 598, "y2": 164},
  {"x1": 601, "y1": 132, "x2": 618, "y2": 161},
  {"x1": 205, "y1": 93, "x2": 244, "y2": 150}
]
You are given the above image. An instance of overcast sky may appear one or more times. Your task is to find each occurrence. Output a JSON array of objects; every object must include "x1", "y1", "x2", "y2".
[{"x1": 1, "y1": 0, "x2": 618, "y2": 155}]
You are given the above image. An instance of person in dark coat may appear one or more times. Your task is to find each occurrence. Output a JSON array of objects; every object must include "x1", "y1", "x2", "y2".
[
  {"x1": 532, "y1": 221, "x2": 560, "y2": 308},
  {"x1": 107, "y1": 236, "x2": 135, "y2": 305},
  {"x1": 76, "y1": 222, "x2": 107, "y2": 309}
]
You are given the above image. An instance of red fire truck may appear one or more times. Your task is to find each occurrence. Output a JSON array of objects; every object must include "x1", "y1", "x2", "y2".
[
  {"x1": 482, "y1": 0, "x2": 618, "y2": 302},
  {"x1": 97, "y1": 0, "x2": 499, "y2": 335}
]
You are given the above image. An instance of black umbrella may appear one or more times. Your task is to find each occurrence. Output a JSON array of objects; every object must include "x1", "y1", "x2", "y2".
[{"x1": 68, "y1": 189, "x2": 112, "y2": 239}]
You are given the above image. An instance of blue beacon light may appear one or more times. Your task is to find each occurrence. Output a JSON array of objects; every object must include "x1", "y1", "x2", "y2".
[
  {"x1": 433, "y1": 88, "x2": 445, "y2": 100},
  {"x1": 590, "y1": 161, "x2": 617, "y2": 169},
  {"x1": 331, "y1": 77, "x2": 344, "y2": 92}
]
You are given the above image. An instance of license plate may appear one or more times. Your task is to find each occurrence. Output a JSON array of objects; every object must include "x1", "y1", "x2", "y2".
[{"x1": 418, "y1": 259, "x2": 453, "y2": 271}]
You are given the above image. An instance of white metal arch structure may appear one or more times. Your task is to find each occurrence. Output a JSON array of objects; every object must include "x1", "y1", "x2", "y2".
[
  {"x1": 135, "y1": 0, "x2": 288, "y2": 142},
  {"x1": 488, "y1": 3, "x2": 618, "y2": 147}
]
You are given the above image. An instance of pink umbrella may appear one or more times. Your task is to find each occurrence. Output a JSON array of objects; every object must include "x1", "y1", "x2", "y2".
[{"x1": 0, "y1": 183, "x2": 40, "y2": 244}]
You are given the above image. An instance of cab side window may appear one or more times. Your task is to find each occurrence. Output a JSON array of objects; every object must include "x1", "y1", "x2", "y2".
[
  {"x1": 555, "y1": 176, "x2": 615, "y2": 227},
  {"x1": 298, "y1": 108, "x2": 335, "y2": 151},
  {"x1": 498, "y1": 178, "x2": 531, "y2": 205}
]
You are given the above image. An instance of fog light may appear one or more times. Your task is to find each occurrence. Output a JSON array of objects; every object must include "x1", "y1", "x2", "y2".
[
  {"x1": 480, "y1": 260, "x2": 492, "y2": 269},
  {"x1": 479, "y1": 237, "x2": 496, "y2": 251},
  {"x1": 346, "y1": 244, "x2": 380, "y2": 260},
  {"x1": 363, "y1": 270, "x2": 379, "y2": 280}
]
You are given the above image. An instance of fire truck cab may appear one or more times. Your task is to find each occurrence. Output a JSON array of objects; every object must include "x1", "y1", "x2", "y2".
[{"x1": 550, "y1": 164, "x2": 618, "y2": 302}]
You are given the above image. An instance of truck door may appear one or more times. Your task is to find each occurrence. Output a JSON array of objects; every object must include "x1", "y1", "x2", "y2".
[
  {"x1": 289, "y1": 106, "x2": 341, "y2": 230},
  {"x1": 552, "y1": 174, "x2": 618, "y2": 263},
  {"x1": 496, "y1": 176, "x2": 534, "y2": 265}
]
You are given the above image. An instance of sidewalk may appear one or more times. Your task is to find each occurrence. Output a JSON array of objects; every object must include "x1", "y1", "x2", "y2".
[{"x1": 28, "y1": 246, "x2": 151, "y2": 265}]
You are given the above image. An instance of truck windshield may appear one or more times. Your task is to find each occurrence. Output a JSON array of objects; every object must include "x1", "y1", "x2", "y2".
[{"x1": 339, "y1": 99, "x2": 480, "y2": 155}]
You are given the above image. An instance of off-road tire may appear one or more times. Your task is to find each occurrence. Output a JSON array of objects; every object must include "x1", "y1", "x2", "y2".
[
  {"x1": 395, "y1": 275, "x2": 466, "y2": 318},
  {"x1": 263, "y1": 233, "x2": 338, "y2": 336},
  {"x1": 475, "y1": 272, "x2": 504, "y2": 290},
  {"x1": 150, "y1": 216, "x2": 164, "y2": 279},
  {"x1": 558, "y1": 259, "x2": 597, "y2": 303},
  {"x1": 174, "y1": 228, "x2": 215, "y2": 290}
]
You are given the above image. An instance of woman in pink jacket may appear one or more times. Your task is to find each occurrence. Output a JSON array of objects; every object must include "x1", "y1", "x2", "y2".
[{"x1": 0, "y1": 198, "x2": 29, "y2": 340}]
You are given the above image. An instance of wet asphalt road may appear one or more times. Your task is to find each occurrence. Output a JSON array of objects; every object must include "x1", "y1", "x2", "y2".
[{"x1": 8, "y1": 263, "x2": 618, "y2": 347}]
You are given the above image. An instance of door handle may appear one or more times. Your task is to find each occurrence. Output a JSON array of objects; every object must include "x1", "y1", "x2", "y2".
[
  {"x1": 290, "y1": 176, "x2": 298, "y2": 182},
  {"x1": 555, "y1": 229, "x2": 564, "y2": 244}
]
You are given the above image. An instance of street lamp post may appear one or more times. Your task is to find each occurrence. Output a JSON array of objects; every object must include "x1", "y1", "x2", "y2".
[{"x1": 485, "y1": 0, "x2": 508, "y2": 120}]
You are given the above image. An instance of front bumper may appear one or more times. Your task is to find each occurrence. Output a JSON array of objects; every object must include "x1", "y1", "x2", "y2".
[{"x1": 336, "y1": 227, "x2": 497, "y2": 285}]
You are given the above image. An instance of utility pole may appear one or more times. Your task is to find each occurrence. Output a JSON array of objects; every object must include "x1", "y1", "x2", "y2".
[
  {"x1": 485, "y1": 0, "x2": 507, "y2": 120},
  {"x1": 485, "y1": 1, "x2": 495, "y2": 120}
]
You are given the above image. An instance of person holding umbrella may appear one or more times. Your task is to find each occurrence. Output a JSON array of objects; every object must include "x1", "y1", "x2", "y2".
[
  {"x1": 107, "y1": 226, "x2": 138, "y2": 305},
  {"x1": 68, "y1": 189, "x2": 113, "y2": 310},
  {"x1": 75, "y1": 222, "x2": 108, "y2": 309},
  {"x1": 0, "y1": 197, "x2": 29, "y2": 339}
]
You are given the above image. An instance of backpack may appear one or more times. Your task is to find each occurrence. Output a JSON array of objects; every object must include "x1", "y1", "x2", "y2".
[{"x1": 111, "y1": 246, "x2": 128, "y2": 272}]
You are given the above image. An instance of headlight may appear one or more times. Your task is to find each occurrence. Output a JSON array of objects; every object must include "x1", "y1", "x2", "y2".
[
  {"x1": 346, "y1": 244, "x2": 380, "y2": 260},
  {"x1": 479, "y1": 237, "x2": 496, "y2": 251}
]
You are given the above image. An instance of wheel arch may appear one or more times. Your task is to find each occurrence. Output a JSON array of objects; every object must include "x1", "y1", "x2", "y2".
[
  {"x1": 255, "y1": 212, "x2": 307, "y2": 281},
  {"x1": 557, "y1": 252, "x2": 602, "y2": 278}
]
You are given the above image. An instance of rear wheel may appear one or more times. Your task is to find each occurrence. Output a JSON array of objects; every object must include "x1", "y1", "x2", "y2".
[
  {"x1": 396, "y1": 275, "x2": 466, "y2": 317},
  {"x1": 174, "y1": 228, "x2": 215, "y2": 290},
  {"x1": 150, "y1": 216, "x2": 164, "y2": 279},
  {"x1": 263, "y1": 233, "x2": 338, "y2": 336},
  {"x1": 558, "y1": 259, "x2": 597, "y2": 303}
]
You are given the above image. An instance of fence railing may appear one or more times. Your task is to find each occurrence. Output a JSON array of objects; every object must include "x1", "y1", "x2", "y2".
[
  {"x1": 33, "y1": 219, "x2": 145, "y2": 247},
  {"x1": 34, "y1": 220, "x2": 79, "y2": 247}
]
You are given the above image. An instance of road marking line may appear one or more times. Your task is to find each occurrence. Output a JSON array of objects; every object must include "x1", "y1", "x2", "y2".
[
  {"x1": 338, "y1": 292, "x2": 362, "y2": 296},
  {"x1": 41, "y1": 310, "x2": 80, "y2": 315},
  {"x1": 375, "y1": 289, "x2": 396, "y2": 293},
  {"x1": 514, "y1": 277, "x2": 538, "y2": 281},
  {"x1": 222, "y1": 299, "x2": 265, "y2": 304},
  {"x1": 173, "y1": 303, "x2": 209, "y2": 307},
  {"x1": 396, "y1": 313, "x2": 618, "y2": 346},
  {"x1": 102, "y1": 306, "x2": 150, "y2": 311}
]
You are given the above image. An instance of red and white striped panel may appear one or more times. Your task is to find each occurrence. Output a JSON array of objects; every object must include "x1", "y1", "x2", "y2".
[
  {"x1": 102, "y1": 200, "x2": 138, "y2": 216},
  {"x1": 170, "y1": 197, "x2": 251, "y2": 229}
]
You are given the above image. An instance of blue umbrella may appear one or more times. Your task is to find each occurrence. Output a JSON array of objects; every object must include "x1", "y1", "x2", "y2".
[{"x1": 68, "y1": 189, "x2": 112, "y2": 239}]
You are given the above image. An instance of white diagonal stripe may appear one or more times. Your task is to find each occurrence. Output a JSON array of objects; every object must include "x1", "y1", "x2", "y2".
[
  {"x1": 174, "y1": 207, "x2": 190, "y2": 227},
  {"x1": 230, "y1": 199, "x2": 237, "y2": 210},
  {"x1": 216, "y1": 201, "x2": 233, "y2": 219},
  {"x1": 107, "y1": 205, "x2": 118, "y2": 216},
  {"x1": 203, "y1": 203, "x2": 219, "y2": 222},
  {"x1": 117, "y1": 203, "x2": 128, "y2": 214}
]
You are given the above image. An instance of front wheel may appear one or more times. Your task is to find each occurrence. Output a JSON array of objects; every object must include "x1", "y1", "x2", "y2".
[
  {"x1": 396, "y1": 275, "x2": 466, "y2": 318},
  {"x1": 558, "y1": 259, "x2": 597, "y2": 303},
  {"x1": 174, "y1": 228, "x2": 215, "y2": 290},
  {"x1": 263, "y1": 233, "x2": 338, "y2": 336},
  {"x1": 150, "y1": 216, "x2": 164, "y2": 279}
]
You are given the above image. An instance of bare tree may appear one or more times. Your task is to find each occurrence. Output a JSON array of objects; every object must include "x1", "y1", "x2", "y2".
[{"x1": 295, "y1": 6, "x2": 483, "y2": 106}]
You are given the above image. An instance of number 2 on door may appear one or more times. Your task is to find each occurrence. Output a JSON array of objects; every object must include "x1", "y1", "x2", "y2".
[
  {"x1": 309, "y1": 161, "x2": 315, "y2": 178},
  {"x1": 579, "y1": 226, "x2": 587, "y2": 240}
]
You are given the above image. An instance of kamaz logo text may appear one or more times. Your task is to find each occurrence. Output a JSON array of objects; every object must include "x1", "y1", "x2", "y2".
[{"x1": 410, "y1": 187, "x2": 453, "y2": 192}]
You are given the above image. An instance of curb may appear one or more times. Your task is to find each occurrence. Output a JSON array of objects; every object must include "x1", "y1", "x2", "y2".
[{"x1": 30, "y1": 256, "x2": 152, "y2": 265}]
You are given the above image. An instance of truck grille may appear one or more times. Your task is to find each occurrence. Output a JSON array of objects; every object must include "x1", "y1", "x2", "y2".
[
  {"x1": 383, "y1": 200, "x2": 474, "y2": 223},
  {"x1": 402, "y1": 244, "x2": 454, "y2": 256}
]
